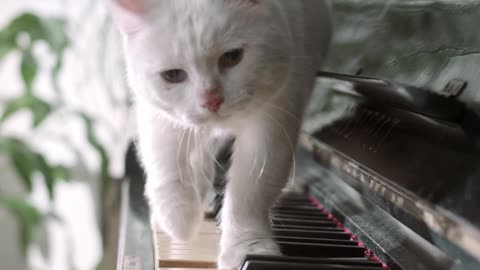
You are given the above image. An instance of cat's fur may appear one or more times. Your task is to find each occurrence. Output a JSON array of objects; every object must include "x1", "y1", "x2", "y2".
[{"x1": 109, "y1": 0, "x2": 331, "y2": 268}]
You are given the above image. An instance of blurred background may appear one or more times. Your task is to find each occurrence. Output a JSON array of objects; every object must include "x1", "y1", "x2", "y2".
[
  {"x1": 1, "y1": 1, "x2": 131, "y2": 270},
  {"x1": 1, "y1": 0, "x2": 480, "y2": 270}
]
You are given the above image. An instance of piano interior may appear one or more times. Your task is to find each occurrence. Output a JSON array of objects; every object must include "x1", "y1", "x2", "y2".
[{"x1": 118, "y1": 2, "x2": 480, "y2": 270}]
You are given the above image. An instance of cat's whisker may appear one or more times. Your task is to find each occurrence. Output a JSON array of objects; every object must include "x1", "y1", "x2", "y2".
[
  {"x1": 203, "y1": 131, "x2": 225, "y2": 171},
  {"x1": 225, "y1": 95, "x2": 250, "y2": 109},
  {"x1": 195, "y1": 130, "x2": 220, "y2": 196},
  {"x1": 251, "y1": 100, "x2": 300, "y2": 123},
  {"x1": 177, "y1": 128, "x2": 187, "y2": 186},
  {"x1": 248, "y1": 152, "x2": 258, "y2": 178},
  {"x1": 185, "y1": 128, "x2": 194, "y2": 187},
  {"x1": 193, "y1": 130, "x2": 213, "y2": 194},
  {"x1": 256, "y1": 151, "x2": 268, "y2": 185}
]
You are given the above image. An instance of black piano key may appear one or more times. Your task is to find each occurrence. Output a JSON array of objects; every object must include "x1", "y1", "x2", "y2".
[
  {"x1": 213, "y1": 200, "x2": 222, "y2": 219},
  {"x1": 273, "y1": 206, "x2": 321, "y2": 211},
  {"x1": 273, "y1": 224, "x2": 344, "y2": 232},
  {"x1": 241, "y1": 255, "x2": 383, "y2": 267},
  {"x1": 270, "y1": 209, "x2": 328, "y2": 217},
  {"x1": 272, "y1": 218, "x2": 337, "y2": 228},
  {"x1": 273, "y1": 236, "x2": 359, "y2": 246},
  {"x1": 271, "y1": 213, "x2": 331, "y2": 221},
  {"x1": 278, "y1": 241, "x2": 366, "y2": 258},
  {"x1": 273, "y1": 229, "x2": 352, "y2": 240},
  {"x1": 215, "y1": 193, "x2": 386, "y2": 270},
  {"x1": 241, "y1": 260, "x2": 382, "y2": 270}
]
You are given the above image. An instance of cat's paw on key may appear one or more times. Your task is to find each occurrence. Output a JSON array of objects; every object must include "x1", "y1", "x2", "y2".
[
  {"x1": 148, "y1": 181, "x2": 203, "y2": 241},
  {"x1": 218, "y1": 238, "x2": 281, "y2": 269}
]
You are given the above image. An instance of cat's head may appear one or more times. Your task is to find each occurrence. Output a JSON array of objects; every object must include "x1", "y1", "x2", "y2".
[{"x1": 110, "y1": 0, "x2": 291, "y2": 127}]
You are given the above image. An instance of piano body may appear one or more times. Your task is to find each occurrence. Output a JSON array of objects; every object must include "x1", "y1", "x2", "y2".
[
  {"x1": 117, "y1": 69, "x2": 480, "y2": 270},
  {"x1": 116, "y1": 2, "x2": 480, "y2": 270}
]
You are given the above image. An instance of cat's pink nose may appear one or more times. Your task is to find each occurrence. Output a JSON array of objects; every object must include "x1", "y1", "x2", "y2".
[
  {"x1": 203, "y1": 96, "x2": 224, "y2": 113},
  {"x1": 202, "y1": 89, "x2": 224, "y2": 113}
]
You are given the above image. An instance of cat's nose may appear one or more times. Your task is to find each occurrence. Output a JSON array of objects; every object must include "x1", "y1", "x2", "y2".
[{"x1": 202, "y1": 88, "x2": 224, "y2": 113}]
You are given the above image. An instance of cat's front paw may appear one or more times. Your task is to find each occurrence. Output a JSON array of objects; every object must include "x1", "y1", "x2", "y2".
[
  {"x1": 147, "y1": 181, "x2": 203, "y2": 241},
  {"x1": 218, "y1": 238, "x2": 281, "y2": 269}
]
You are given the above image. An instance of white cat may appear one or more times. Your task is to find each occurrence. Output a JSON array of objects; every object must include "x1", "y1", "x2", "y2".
[{"x1": 109, "y1": 0, "x2": 331, "y2": 268}]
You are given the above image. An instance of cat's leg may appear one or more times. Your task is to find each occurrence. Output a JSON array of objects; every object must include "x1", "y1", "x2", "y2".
[
  {"x1": 218, "y1": 107, "x2": 302, "y2": 269},
  {"x1": 189, "y1": 132, "x2": 223, "y2": 204},
  {"x1": 137, "y1": 113, "x2": 214, "y2": 241}
]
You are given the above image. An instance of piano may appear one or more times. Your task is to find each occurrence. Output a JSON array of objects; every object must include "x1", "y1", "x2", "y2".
[{"x1": 116, "y1": 70, "x2": 480, "y2": 270}]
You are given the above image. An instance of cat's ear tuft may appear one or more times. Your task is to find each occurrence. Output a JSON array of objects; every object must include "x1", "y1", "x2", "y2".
[{"x1": 108, "y1": 0, "x2": 147, "y2": 35}]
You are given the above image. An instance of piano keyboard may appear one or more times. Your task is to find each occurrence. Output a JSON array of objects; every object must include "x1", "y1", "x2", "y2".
[
  {"x1": 152, "y1": 193, "x2": 387, "y2": 270},
  {"x1": 153, "y1": 216, "x2": 219, "y2": 269}
]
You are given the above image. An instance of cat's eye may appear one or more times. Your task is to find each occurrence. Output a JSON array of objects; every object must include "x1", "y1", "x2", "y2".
[
  {"x1": 219, "y1": 49, "x2": 244, "y2": 69},
  {"x1": 161, "y1": 69, "x2": 188, "y2": 83}
]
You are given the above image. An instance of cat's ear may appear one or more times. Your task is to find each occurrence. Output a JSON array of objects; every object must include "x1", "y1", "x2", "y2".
[{"x1": 108, "y1": 0, "x2": 147, "y2": 35}]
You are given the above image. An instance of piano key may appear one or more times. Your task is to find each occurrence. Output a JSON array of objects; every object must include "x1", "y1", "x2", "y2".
[
  {"x1": 273, "y1": 205, "x2": 321, "y2": 211},
  {"x1": 154, "y1": 192, "x2": 384, "y2": 270},
  {"x1": 153, "y1": 218, "x2": 220, "y2": 269},
  {"x1": 278, "y1": 241, "x2": 366, "y2": 258},
  {"x1": 270, "y1": 209, "x2": 328, "y2": 217},
  {"x1": 241, "y1": 254, "x2": 383, "y2": 267},
  {"x1": 273, "y1": 236, "x2": 359, "y2": 246},
  {"x1": 271, "y1": 213, "x2": 331, "y2": 221},
  {"x1": 272, "y1": 218, "x2": 338, "y2": 227},
  {"x1": 213, "y1": 200, "x2": 223, "y2": 220},
  {"x1": 241, "y1": 260, "x2": 382, "y2": 270},
  {"x1": 272, "y1": 224, "x2": 344, "y2": 232},
  {"x1": 158, "y1": 260, "x2": 217, "y2": 269},
  {"x1": 161, "y1": 268, "x2": 215, "y2": 270},
  {"x1": 273, "y1": 229, "x2": 352, "y2": 240}
]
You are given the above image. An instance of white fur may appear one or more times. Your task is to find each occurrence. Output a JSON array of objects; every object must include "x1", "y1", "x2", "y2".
[{"x1": 110, "y1": 0, "x2": 331, "y2": 268}]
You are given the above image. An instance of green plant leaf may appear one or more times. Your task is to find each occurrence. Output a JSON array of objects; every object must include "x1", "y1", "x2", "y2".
[
  {"x1": 0, "y1": 195, "x2": 44, "y2": 254},
  {"x1": 0, "y1": 138, "x2": 37, "y2": 192},
  {"x1": 0, "y1": 95, "x2": 52, "y2": 128},
  {"x1": 10, "y1": 150, "x2": 37, "y2": 192},
  {"x1": 0, "y1": 96, "x2": 30, "y2": 123},
  {"x1": 34, "y1": 154, "x2": 56, "y2": 199},
  {"x1": 0, "y1": 29, "x2": 16, "y2": 60},
  {"x1": 0, "y1": 138, "x2": 70, "y2": 198},
  {"x1": 1, "y1": 13, "x2": 69, "y2": 52},
  {"x1": 30, "y1": 97, "x2": 52, "y2": 127},
  {"x1": 52, "y1": 165, "x2": 69, "y2": 180},
  {"x1": 21, "y1": 49, "x2": 38, "y2": 94},
  {"x1": 79, "y1": 114, "x2": 111, "y2": 197},
  {"x1": 0, "y1": 12, "x2": 69, "y2": 98}
]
